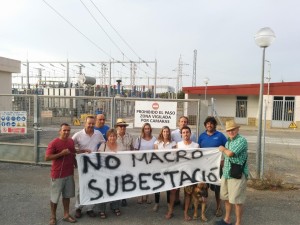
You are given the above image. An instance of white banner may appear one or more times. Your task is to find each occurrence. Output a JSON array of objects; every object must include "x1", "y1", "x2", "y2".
[
  {"x1": 77, "y1": 148, "x2": 221, "y2": 205},
  {"x1": 134, "y1": 101, "x2": 177, "y2": 129}
]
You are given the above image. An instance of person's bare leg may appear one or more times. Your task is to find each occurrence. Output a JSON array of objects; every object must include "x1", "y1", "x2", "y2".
[
  {"x1": 166, "y1": 190, "x2": 176, "y2": 218},
  {"x1": 50, "y1": 201, "x2": 57, "y2": 219},
  {"x1": 234, "y1": 204, "x2": 243, "y2": 225},
  {"x1": 50, "y1": 201, "x2": 57, "y2": 224},
  {"x1": 215, "y1": 191, "x2": 223, "y2": 216},
  {"x1": 184, "y1": 194, "x2": 191, "y2": 220},
  {"x1": 223, "y1": 200, "x2": 232, "y2": 224},
  {"x1": 62, "y1": 198, "x2": 70, "y2": 218}
]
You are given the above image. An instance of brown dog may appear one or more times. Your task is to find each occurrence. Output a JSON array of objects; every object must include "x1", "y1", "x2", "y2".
[{"x1": 185, "y1": 182, "x2": 209, "y2": 221}]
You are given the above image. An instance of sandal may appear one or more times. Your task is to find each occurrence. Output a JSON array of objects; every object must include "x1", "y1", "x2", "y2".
[
  {"x1": 113, "y1": 209, "x2": 121, "y2": 216},
  {"x1": 165, "y1": 212, "x2": 174, "y2": 219},
  {"x1": 99, "y1": 212, "x2": 107, "y2": 219},
  {"x1": 49, "y1": 217, "x2": 56, "y2": 225},
  {"x1": 62, "y1": 215, "x2": 76, "y2": 223},
  {"x1": 216, "y1": 208, "x2": 223, "y2": 217},
  {"x1": 184, "y1": 215, "x2": 192, "y2": 221}
]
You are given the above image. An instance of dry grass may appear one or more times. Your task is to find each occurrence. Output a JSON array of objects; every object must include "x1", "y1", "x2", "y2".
[{"x1": 247, "y1": 170, "x2": 298, "y2": 191}]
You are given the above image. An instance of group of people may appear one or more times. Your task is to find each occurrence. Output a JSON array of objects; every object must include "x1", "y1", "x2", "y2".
[{"x1": 45, "y1": 114, "x2": 248, "y2": 225}]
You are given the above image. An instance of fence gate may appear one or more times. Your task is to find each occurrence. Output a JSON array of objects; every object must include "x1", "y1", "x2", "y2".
[{"x1": 272, "y1": 96, "x2": 295, "y2": 128}]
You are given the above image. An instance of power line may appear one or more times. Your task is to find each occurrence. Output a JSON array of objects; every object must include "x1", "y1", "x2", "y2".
[
  {"x1": 88, "y1": 0, "x2": 157, "y2": 78},
  {"x1": 42, "y1": 0, "x2": 112, "y2": 59},
  {"x1": 90, "y1": 0, "x2": 141, "y2": 60},
  {"x1": 80, "y1": 0, "x2": 128, "y2": 60}
]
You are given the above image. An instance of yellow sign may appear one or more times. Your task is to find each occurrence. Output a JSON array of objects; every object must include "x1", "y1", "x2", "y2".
[
  {"x1": 289, "y1": 122, "x2": 297, "y2": 128},
  {"x1": 73, "y1": 119, "x2": 81, "y2": 126}
]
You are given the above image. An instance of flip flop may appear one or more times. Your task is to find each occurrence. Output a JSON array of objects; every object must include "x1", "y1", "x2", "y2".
[
  {"x1": 99, "y1": 212, "x2": 107, "y2": 219},
  {"x1": 165, "y1": 212, "x2": 174, "y2": 219},
  {"x1": 62, "y1": 215, "x2": 77, "y2": 223},
  {"x1": 49, "y1": 217, "x2": 56, "y2": 225},
  {"x1": 215, "y1": 219, "x2": 232, "y2": 225},
  {"x1": 113, "y1": 209, "x2": 121, "y2": 216},
  {"x1": 184, "y1": 215, "x2": 192, "y2": 221}
]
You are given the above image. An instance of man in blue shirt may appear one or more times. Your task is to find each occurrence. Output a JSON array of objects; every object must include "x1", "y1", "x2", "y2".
[
  {"x1": 94, "y1": 114, "x2": 110, "y2": 141},
  {"x1": 198, "y1": 116, "x2": 227, "y2": 217}
]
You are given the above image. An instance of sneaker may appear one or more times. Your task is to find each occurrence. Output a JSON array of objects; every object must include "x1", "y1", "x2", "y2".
[
  {"x1": 86, "y1": 210, "x2": 96, "y2": 217},
  {"x1": 152, "y1": 203, "x2": 159, "y2": 212},
  {"x1": 75, "y1": 209, "x2": 82, "y2": 218}
]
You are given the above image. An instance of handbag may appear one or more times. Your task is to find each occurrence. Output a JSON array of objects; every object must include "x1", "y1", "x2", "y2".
[{"x1": 229, "y1": 157, "x2": 247, "y2": 179}]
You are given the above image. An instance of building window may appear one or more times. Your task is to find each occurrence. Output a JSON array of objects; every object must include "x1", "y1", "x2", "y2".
[
  {"x1": 272, "y1": 96, "x2": 295, "y2": 121},
  {"x1": 236, "y1": 96, "x2": 247, "y2": 118}
]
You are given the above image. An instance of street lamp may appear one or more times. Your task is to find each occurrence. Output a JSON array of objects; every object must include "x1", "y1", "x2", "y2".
[
  {"x1": 203, "y1": 77, "x2": 209, "y2": 100},
  {"x1": 254, "y1": 27, "x2": 275, "y2": 179}
]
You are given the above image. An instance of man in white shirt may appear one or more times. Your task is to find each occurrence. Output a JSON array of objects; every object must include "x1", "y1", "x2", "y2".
[
  {"x1": 72, "y1": 116, "x2": 105, "y2": 218},
  {"x1": 177, "y1": 126, "x2": 200, "y2": 221},
  {"x1": 171, "y1": 116, "x2": 197, "y2": 143},
  {"x1": 171, "y1": 116, "x2": 197, "y2": 206}
]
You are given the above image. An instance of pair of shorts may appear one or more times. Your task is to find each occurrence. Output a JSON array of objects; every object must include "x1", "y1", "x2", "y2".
[
  {"x1": 220, "y1": 174, "x2": 247, "y2": 204},
  {"x1": 50, "y1": 175, "x2": 75, "y2": 204}
]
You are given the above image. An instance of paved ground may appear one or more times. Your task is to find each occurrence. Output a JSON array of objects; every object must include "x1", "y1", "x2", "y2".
[
  {"x1": 0, "y1": 125, "x2": 300, "y2": 225},
  {"x1": 0, "y1": 162, "x2": 299, "y2": 225}
]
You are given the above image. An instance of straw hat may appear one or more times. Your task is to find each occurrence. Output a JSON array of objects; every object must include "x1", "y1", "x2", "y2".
[
  {"x1": 225, "y1": 120, "x2": 240, "y2": 131},
  {"x1": 115, "y1": 118, "x2": 129, "y2": 127}
]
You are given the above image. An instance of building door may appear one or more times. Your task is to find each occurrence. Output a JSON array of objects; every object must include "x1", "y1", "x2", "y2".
[
  {"x1": 235, "y1": 96, "x2": 248, "y2": 124},
  {"x1": 271, "y1": 96, "x2": 295, "y2": 128}
]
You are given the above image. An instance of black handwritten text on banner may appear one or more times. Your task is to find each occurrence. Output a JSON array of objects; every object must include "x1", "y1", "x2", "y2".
[{"x1": 76, "y1": 148, "x2": 221, "y2": 205}]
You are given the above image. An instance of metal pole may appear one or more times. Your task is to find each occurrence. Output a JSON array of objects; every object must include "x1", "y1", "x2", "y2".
[
  {"x1": 154, "y1": 59, "x2": 157, "y2": 98},
  {"x1": 27, "y1": 60, "x2": 30, "y2": 93},
  {"x1": 256, "y1": 47, "x2": 266, "y2": 179},
  {"x1": 261, "y1": 60, "x2": 271, "y2": 178},
  {"x1": 108, "y1": 61, "x2": 112, "y2": 97},
  {"x1": 33, "y1": 95, "x2": 40, "y2": 163},
  {"x1": 205, "y1": 84, "x2": 207, "y2": 100},
  {"x1": 66, "y1": 59, "x2": 70, "y2": 87},
  {"x1": 261, "y1": 99, "x2": 267, "y2": 178}
]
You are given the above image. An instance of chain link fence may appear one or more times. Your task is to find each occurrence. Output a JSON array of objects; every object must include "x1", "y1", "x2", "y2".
[{"x1": 0, "y1": 94, "x2": 206, "y2": 164}]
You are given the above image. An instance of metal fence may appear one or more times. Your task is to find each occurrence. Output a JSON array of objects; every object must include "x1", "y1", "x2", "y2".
[{"x1": 0, "y1": 94, "x2": 206, "y2": 164}]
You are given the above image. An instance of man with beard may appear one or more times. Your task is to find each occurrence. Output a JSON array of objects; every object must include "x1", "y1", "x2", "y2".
[
  {"x1": 72, "y1": 116, "x2": 105, "y2": 219},
  {"x1": 198, "y1": 116, "x2": 227, "y2": 217}
]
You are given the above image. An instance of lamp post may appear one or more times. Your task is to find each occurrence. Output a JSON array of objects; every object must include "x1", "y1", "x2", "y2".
[
  {"x1": 262, "y1": 60, "x2": 271, "y2": 179},
  {"x1": 203, "y1": 77, "x2": 209, "y2": 100},
  {"x1": 254, "y1": 27, "x2": 275, "y2": 179}
]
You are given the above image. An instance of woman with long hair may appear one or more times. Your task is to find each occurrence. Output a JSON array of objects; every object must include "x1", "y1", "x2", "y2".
[
  {"x1": 153, "y1": 126, "x2": 176, "y2": 216},
  {"x1": 134, "y1": 123, "x2": 157, "y2": 204}
]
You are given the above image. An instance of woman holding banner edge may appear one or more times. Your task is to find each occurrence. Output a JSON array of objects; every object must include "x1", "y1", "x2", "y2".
[
  {"x1": 153, "y1": 126, "x2": 177, "y2": 217},
  {"x1": 134, "y1": 123, "x2": 157, "y2": 204},
  {"x1": 97, "y1": 128, "x2": 124, "y2": 218}
]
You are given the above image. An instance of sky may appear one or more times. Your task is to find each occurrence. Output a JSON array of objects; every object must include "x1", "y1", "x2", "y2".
[{"x1": 1, "y1": 0, "x2": 300, "y2": 90}]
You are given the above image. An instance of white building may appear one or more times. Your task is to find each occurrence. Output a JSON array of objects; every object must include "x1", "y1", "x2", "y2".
[{"x1": 183, "y1": 82, "x2": 300, "y2": 129}]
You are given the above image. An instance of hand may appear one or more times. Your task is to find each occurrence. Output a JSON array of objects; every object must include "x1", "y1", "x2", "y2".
[
  {"x1": 219, "y1": 146, "x2": 225, "y2": 152},
  {"x1": 76, "y1": 149, "x2": 92, "y2": 154},
  {"x1": 61, "y1": 149, "x2": 70, "y2": 155}
]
